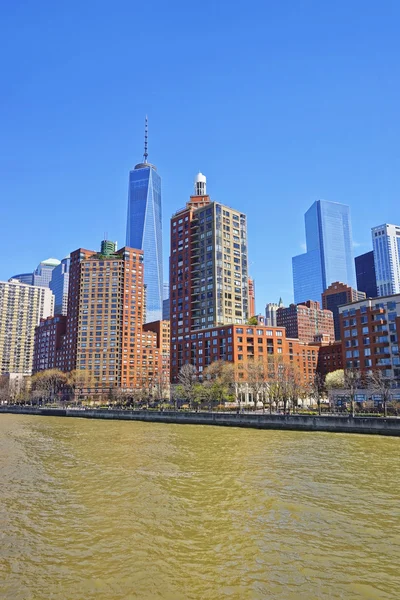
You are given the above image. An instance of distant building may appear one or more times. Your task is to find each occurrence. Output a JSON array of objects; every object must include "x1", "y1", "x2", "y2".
[
  {"x1": 277, "y1": 300, "x2": 335, "y2": 344},
  {"x1": 33, "y1": 258, "x2": 61, "y2": 288},
  {"x1": 292, "y1": 200, "x2": 356, "y2": 304},
  {"x1": 162, "y1": 282, "x2": 170, "y2": 320},
  {"x1": 126, "y1": 118, "x2": 163, "y2": 322},
  {"x1": 49, "y1": 256, "x2": 70, "y2": 315},
  {"x1": 143, "y1": 320, "x2": 170, "y2": 394},
  {"x1": 322, "y1": 282, "x2": 366, "y2": 341},
  {"x1": 0, "y1": 279, "x2": 54, "y2": 375},
  {"x1": 248, "y1": 277, "x2": 256, "y2": 316},
  {"x1": 265, "y1": 298, "x2": 284, "y2": 327},
  {"x1": 11, "y1": 272, "x2": 33, "y2": 285},
  {"x1": 355, "y1": 250, "x2": 378, "y2": 298},
  {"x1": 372, "y1": 223, "x2": 400, "y2": 296}
]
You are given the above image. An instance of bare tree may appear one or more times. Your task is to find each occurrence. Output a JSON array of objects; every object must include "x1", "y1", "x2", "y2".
[
  {"x1": 343, "y1": 368, "x2": 362, "y2": 417},
  {"x1": 177, "y1": 364, "x2": 198, "y2": 409},
  {"x1": 31, "y1": 369, "x2": 68, "y2": 405},
  {"x1": 309, "y1": 372, "x2": 325, "y2": 415},
  {"x1": 0, "y1": 376, "x2": 10, "y2": 405},
  {"x1": 243, "y1": 359, "x2": 269, "y2": 410},
  {"x1": 367, "y1": 370, "x2": 393, "y2": 417}
]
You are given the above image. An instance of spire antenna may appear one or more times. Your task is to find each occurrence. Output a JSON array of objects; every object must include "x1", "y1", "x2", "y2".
[{"x1": 144, "y1": 115, "x2": 148, "y2": 163}]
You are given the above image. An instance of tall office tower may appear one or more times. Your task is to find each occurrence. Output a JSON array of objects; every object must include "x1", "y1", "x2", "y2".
[
  {"x1": 169, "y1": 173, "x2": 249, "y2": 374},
  {"x1": 372, "y1": 224, "x2": 400, "y2": 296},
  {"x1": 0, "y1": 279, "x2": 54, "y2": 375},
  {"x1": 49, "y1": 256, "x2": 70, "y2": 315},
  {"x1": 60, "y1": 241, "x2": 148, "y2": 390},
  {"x1": 265, "y1": 298, "x2": 284, "y2": 327},
  {"x1": 355, "y1": 251, "x2": 378, "y2": 298},
  {"x1": 322, "y1": 281, "x2": 366, "y2": 341},
  {"x1": 33, "y1": 258, "x2": 61, "y2": 287},
  {"x1": 248, "y1": 277, "x2": 256, "y2": 316},
  {"x1": 11, "y1": 272, "x2": 33, "y2": 285},
  {"x1": 276, "y1": 300, "x2": 335, "y2": 344},
  {"x1": 292, "y1": 200, "x2": 356, "y2": 304},
  {"x1": 162, "y1": 282, "x2": 170, "y2": 320},
  {"x1": 126, "y1": 118, "x2": 163, "y2": 323}
]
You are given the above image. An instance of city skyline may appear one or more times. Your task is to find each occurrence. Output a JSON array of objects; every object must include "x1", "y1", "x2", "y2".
[{"x1": 2, "y1": 3, "x2": 400, "y2": 309}]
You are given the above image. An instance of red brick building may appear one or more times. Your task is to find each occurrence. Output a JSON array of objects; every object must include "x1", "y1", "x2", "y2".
[
  {"x1": 277, "y1": 300, "x2": 334, "y2": 344},
  {"x1": 322, "y1": 281, "x2": 366, "y2": 341},
  {"x1": 316, "y1": 341, "x2": 343, "y2": 377},
  {"x1": 33, "y1": 315, "x2": 67, "y2": 373},
  {"x1": 248, "y1": 277, "x2": 256, "y2": 316}
]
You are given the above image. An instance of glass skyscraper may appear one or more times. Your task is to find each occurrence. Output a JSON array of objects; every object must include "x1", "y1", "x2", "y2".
[
  {"x1": 49, "y1": 256, "x2": 70, "y2": 315},
  {"x1": 293, "y1": 200, "x2": 356, "y2": 304},
  {"x1": 126, "y1": 124, "x2": 163, "y2": 323},
  {"x1": 372, "y1": 223, "x2": 400, "y2": 296}
]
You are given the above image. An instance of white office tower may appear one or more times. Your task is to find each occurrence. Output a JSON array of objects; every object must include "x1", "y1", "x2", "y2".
[{"x1": 372, "y1": 224, "x2": 400, "y2": 296}]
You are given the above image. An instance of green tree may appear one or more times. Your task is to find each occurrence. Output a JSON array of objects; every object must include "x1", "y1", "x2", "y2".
[{"x1": 247, "y1": 316, "x2": 259, "y2": 326}]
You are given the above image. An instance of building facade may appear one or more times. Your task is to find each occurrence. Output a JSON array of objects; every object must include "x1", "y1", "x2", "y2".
[
  {"x1": 143, "y1": 320, "x2": 170, "y2": 394},
  {"x1": 316, "y1": 341, "x2": 343, "y2": 377},
  {"x1": 292, "y1": 200, "x2": 356, "y2": 304},
  {"x1": 248, "y1": 277, "x2": 256, "y2": 316},
  {"x1": 11, "y1": 272, "x2": 33, "y2": 285},
  {"x1": 0, "y1": 280, "x2": 54, "y2": 375},
  {"x1": 277, "y1": 300, "x2": 335, "y2": 344},
  {"x1": 33, "y1": 315, "x2": 67, "y2": 373},
  {"x1": 322, "y1": 281, "x2": 366, "y2": 341},
  {"x1": 339, "y1": 294, "x2": 400, "y2": 379},
  {"x1": 265, "y1": 298, "x2": 284, "y2": 327},
  {"x1": 162, "y1": 282, "x2": 170, "y2": 320},
  {"x1": 355, "y1": 250, "x2": 378, "y2": 298},
  {"x1": 372, "y1": 223, "x2": 400, "y2": 296},
  {"x1": 49, "y1": 256, "x2": 70, "y2": 315},
  {"x1": 169, "y1": 173, "x2": 249, "y2": 375},
  {"x1": 125, "y1": 121, "x2": 163, "y2": 323},
  {"x1": 33, "y1": 258, "x2": 61, "y2": 287}
]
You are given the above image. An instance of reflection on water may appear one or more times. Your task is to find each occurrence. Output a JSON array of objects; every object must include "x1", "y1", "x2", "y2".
[{"x1": 0, "y1": 415, "x2": 399, "y2": 599}]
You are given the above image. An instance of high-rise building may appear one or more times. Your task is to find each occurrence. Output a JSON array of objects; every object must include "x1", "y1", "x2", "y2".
[
  {"x1": 49, "y1": 256, "x2": 70, "y2": 315},
  {"x1": 372, "y1": 224, "x2": 400, "y2": 296},
  {"x1": 126, "y1": 118, "x2": 163, "y2": 323},
  {"x1": 33, "y1": 258, "x2": 61, "y2": 287},
  {"x1": 292, "y1": 200, "x2": 356, "y2": 304},
  {"x1": 162, "y1": 282, "x2": 170, "y2": 320},
  {"x1": 0, "y1": 279, "x2": 54, "y2": 375},
  {"x1": 355, "y1": 250, "x2": 378, "y2": 298},
  {"x1": 277, "y1": 300, "x2": 335, "y2": 344},
  {"x1": 322, "y1": 282, "x2": 366, "y2": 341},
  {"x1": 339, "y1": 294, "x2": 400, "y2": 378},
  {"x1": 248, "y1": 277, "x2": 256, "y2": 316},
  {"x1": 265, "y1": 298, "x2": 284, "y2": 327},
  {"x1": 169, "y1": 173, "x2": 249, "y2": 379},
  {"x1": 33, "y1": 315, "x2": 67, "y2": 373},
  {"x1": 11, "y1": 272, "x2": 33, "y2": 285}
]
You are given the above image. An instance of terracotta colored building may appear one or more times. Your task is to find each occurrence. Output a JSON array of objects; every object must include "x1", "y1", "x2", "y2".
[
  {"x1": 322, "y1": 281, "x2": 366, "y2": 341},
  {"x1": 316, "y1": 341, "x2": 343, "y2": 377},
  {"x1": 33, "y1": 315, "x2": 67, "y2": 373},
  {"x1": 143, "y1": 320, "x2": 170, "y2": 391},
  {"x1": 248, "y1": 277, "x2": 256, "y2": 316},
  {"x1": 276, "y1": 300, "x2": 334, "y2": 344},
  {"x1": 171, "y1": 323, "x2": 318, "y2": 385}
]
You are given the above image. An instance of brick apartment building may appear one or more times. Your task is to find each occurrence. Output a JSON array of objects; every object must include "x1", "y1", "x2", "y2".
[
  {"x1": 248, "y1": 277, "x2": 256, "y2": 316},
  {"x1": 339, "y1": 294, "x2": 400, "y2": 378},
  {"x1": 33, "y1": 241, "x2": 168, "y2": 392},
  {"x1": 33, "y1": 315, "x2": 67, "y2": 373},
  {"x1": 276, "y1": 300, "x2": 334, "y2": 344},
  {"x1": 322, "y1": 281, "x2": 366, "y2": 341}
]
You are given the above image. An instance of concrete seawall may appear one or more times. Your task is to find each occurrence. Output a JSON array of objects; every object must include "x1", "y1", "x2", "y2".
[{"x1": 1, "y1": 407, "x2": 400, "y2": 436}]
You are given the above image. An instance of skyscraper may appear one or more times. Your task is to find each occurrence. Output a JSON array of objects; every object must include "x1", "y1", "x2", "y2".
[
  {"x1": 293, "y1": 200, "x2": 356, "y2": 304},
  {"x1": 0, "y1": 279, "x2": 54, "y2": 374},
  {"x1": 355, "y1": 251, "x2": 378, "y2": 298},
  {"x1": 49, "y1": 256, "x2": 70, "y2": 315},
  {"x1": 126, "y1": 118, "x2": 163, "y2": 323},
  {"x1": 169, "y1": 173, "x2": 249, "y2": 378},
  {"x1": 265, "y1": 298, "x2": 284, "y2": 327},
  {"x1": 33, "y1": 258, "x2": 61, "y2": 287},
  {"x1": 372, "y1": 223, "x2": 400, "y2": 296}
]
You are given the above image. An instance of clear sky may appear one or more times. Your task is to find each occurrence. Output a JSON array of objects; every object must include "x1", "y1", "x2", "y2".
[{"x1": 1, "y1": 0, "x2": 399, "y2": 310}]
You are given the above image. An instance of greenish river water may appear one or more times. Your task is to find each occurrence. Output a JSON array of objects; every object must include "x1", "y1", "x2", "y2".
[{"x1": 0, "y1": 415, "x2": 399, "y2": 599}]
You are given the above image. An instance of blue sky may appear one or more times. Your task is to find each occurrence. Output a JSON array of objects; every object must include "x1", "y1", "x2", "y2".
[{"x1": 1, "y1": 0, "x2": 399, "y2": 309}]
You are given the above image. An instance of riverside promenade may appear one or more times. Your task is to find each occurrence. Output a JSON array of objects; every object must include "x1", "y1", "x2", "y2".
[{"x1": 1, "y1": 406, "x2": 400, "y2": 436}]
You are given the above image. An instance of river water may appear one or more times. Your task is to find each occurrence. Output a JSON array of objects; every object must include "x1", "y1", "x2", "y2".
[{"x1": 0, "y1": 415, "x2": 399, "y2": 600}]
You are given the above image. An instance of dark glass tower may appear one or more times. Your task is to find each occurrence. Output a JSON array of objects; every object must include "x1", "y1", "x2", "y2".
[{"x1": 126, "y1": 119, "x2": 163, "y2": 322}]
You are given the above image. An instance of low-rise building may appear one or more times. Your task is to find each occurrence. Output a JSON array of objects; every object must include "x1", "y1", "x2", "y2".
[
  {"x1": 322, "y1": 281, "x2": 366, "y2": 341},
  {"x1": 277, "y1": 300, "x2": 334, "y2": 344}
]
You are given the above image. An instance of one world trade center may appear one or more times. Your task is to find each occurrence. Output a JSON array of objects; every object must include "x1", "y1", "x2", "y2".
[{"x1": 126, "y1": 118, "x2": 163, "y2": 322}]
